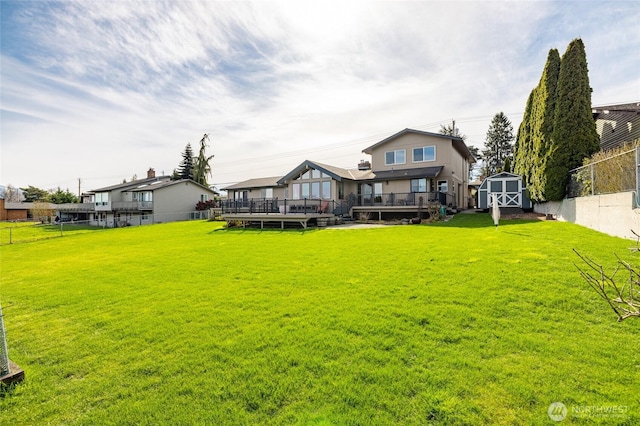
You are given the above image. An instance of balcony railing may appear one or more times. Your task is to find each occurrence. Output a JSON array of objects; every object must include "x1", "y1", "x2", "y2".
[
  {"x1": 112, "y1": 201, "x2": 154, "y2": 211},
  {"x1": 220, "y1": 192, "x2": 453, "y2": 216},
  {"x1": 55, "y1": 203, "x2": 95, "y2": 212},
  {"x1": 354, "y1": 191, "x2": 452, "y2": 207}
]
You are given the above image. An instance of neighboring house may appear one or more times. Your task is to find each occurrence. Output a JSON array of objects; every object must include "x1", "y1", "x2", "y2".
[
  {"x1": 593, "y1": 102, "x2": 640, "y2": 151},
  {"x1": 57, "y1": 168, "x2": 217, "y2": 227},
  {"x1": 0, "y1": 198, "x2": 29, "y2": 221},
  {"x1": 223, "y1": 128, "x2": 475, "y2": 220}
]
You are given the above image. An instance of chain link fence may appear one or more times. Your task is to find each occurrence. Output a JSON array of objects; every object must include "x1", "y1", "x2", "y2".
[
  {"x1": 567, "y1": 147, "x2": 639, "y2": 198},
  {"x1": 0, "y1": 305, "x2": 9, "y2": 377}
]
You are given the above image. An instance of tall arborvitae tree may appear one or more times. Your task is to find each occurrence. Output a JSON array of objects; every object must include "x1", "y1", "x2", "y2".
[
  {"x1": 546, "y1": 38, "x2": 600, "y2": 200},
  {"x1": 513, "y1": 90, "x2": 535, "y2": 185},
  {"x1": 193, "y1": 134, "x2": 214, "y2": 187},
  {"x1": 175, "y1": 143, "x2": 195, "y2": 181},
  {"x1": 529, "y1": 48, "x2": 561, "y2": 202},
  {"x1": 483, "y1": 112, "x2": 514, "y2": 175}
]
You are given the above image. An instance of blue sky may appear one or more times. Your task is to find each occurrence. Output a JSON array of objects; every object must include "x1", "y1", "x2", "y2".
[{"x1": 1, "y1": 0, "x2": 639, "y2": 192}]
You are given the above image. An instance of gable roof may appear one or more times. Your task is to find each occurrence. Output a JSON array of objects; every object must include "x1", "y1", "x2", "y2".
[
  {"x1": 223, "y1": 176, "x2": 284, "y2": 191},
  {"x1": 362, "y1": 128, "x2": 475, "y2": 162},
  {"x1": 277, "y1": 160, "x2": 372, "y2": 185},
  {"x1": 92, "y1": 176, "x2": 171, "y2": 192},
  {"x1": 130, "y1": 179, "x2": 216, "y2": 193},
  {"x1": 93, "y1": 177, "x2": 214, "y2": 194}
]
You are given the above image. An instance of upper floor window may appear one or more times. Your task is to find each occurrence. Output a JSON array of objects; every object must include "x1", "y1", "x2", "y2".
[
  {"x1": 413, "y1": 146, "x2": 436, "y2": 162},
  {"x1": 95, "y1": 192, "x2": 109, "y2": 206},
  {"x1": 385, "y1": 149, "x2": 406, "y2": 165}
]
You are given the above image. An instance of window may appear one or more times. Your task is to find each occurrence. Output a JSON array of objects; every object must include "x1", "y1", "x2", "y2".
[
  {"x1": 411, "y1": 178, "x2": 427, "y2": 193},
  {"x1": 260, "y1": 188, "x2": 273, "y2": 198},
  {"x1": 301, "y1": 182, "x2": 310, "y2": 199},
  {"x1": 385, "y1": 149, "x2": 406, "y2": 165},
  {"x1": 311, "y1": 169, "x2": 321, "y2": 179},
  {"x1": 200, "y1": 194, "x2": 209, "y2": 202},
  {"x1": 374, "y1": 182, "x2": 383, "y2": 203},
  {"x1": 322, "y1": 181, "x2": 331, "y2": 199},
  {"x1": 95, "y1": 192, "x2": 109, "y2": 206},
  {"x1": 292, "y1": 183, "x2": 301, "y2": 199},
  {"x1": 141, "y1": 213, "x2": 149, "y2": 221},
  {"x1": 438, "y1": 180, "x2": 448, "y2": 193},
  {"x1": 311, "y1": 182, "x2": 320, "y2": 199},
  {"x1": 413, "y1": 146, "x2": 436, "y2": 162}
]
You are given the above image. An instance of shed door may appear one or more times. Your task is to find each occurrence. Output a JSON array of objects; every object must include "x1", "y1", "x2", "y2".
[{"x1": 488, "y1": 178, "x2": 521, "y2": 208}]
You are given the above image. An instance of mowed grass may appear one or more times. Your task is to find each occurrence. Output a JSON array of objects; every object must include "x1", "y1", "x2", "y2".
[
  {"x1": 1, "y1": 215, "x2": 639, "y2": 425},
  {"x1": 0, "y1": 221, "x2": 100, "y2": 245}
]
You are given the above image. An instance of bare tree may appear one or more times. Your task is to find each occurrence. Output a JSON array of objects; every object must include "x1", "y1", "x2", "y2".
[
  {"x1": 3, "y1": 184, "x2": 21, "y2": 202},
  {"x1": 574, "y1": 249, "x2": 640, "y2": 321},
  {"x1": 30, "y1": 201, "x2": 53, "y2": 223}
]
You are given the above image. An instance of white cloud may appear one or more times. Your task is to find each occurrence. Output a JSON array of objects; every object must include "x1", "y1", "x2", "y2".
[{"x1": 1, "y1": 0, "x2": 638, "y2": 190}]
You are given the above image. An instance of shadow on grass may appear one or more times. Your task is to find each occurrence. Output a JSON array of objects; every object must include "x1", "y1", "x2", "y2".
[
  {"x1": 0, "y1": 382, "x2": 19, "y2": 399},
  {"x1": 433, "y1": 213, "x2": 548, "y2": 229},
  {"x1": 209, "y1": 226, "x2": 318, "y2": 235}
]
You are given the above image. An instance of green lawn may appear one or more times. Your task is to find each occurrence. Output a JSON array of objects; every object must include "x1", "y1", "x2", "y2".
[
  {"x1": 0, "y1": 221, "x2": 100, "y2": 245},
  {"x1": 1, "y1": 215, "x2": 638, "y2": 425}
]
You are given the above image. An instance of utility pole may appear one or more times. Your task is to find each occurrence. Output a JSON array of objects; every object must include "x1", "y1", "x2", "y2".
[{"x1": 78, "y1": 178, "x2": 81, "y2": 199}]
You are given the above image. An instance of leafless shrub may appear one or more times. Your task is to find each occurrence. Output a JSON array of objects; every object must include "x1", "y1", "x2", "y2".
[{"x1": 574, "y1": 249, "x2": 640, "y2": 321}]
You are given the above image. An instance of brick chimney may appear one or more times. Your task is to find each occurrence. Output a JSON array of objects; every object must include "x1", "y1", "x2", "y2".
[{"x1": 147, "y1": 168, "x2": 156, "y2": 178}]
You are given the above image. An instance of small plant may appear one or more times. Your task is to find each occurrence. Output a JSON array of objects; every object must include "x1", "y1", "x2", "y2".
[
  {"x1": 358, "y1": 212, "x2": 371, "y2": 222},
  {"x1": 574, "y1": 249, "x2": 640, "y2": 321}
]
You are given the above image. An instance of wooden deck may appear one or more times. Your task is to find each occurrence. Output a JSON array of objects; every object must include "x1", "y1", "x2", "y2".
[{"x1": 221, "y1": 213, "x2": 334, "y2": 229}]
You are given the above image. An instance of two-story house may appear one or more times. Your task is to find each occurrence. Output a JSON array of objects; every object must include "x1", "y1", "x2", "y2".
[
  {"x1": 58, "y1": 168, "x2": 217, "y2": 227},
  {"x1": 223, "y1": 128, "x2": 475, "y2": 221}
]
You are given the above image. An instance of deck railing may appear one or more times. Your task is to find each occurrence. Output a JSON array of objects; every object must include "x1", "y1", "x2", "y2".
[
  {"x1": 220, "y1": 192, "x2": 453, "y2": 215},
  {"x1": 353, "y1": 191, "x2": 451, "y2": 207}
]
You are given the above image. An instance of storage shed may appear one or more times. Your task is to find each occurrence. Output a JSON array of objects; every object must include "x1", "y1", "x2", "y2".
[{"x1": 477, "y1": 172, "x2": 532, "y2": 210}]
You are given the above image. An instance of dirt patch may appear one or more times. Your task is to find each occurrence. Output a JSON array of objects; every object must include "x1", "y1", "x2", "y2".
[{"x1": 501, "y1": 212, "x2": 548, "y2": 220}]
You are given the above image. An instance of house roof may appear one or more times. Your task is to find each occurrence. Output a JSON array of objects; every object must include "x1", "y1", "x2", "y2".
[
  {"x1": 277, "y1": 160, "x2": 371, "y2": 185},
  {"x1": 362, "y1": 128, "x2": 476, "y2": 162},
  {"x1": 92, "y1": 176, "x2": 172, "y2": 192},
  {"x1": 363, "y1": 166, "x2": 443, "y2": 182},
  {"x1": 129, "y1": 179, "x2": 216, "y2": 193},
  {"x1": 592, "y1": 102, "x2": 640, "y2": 114},
  {"x1": 93, "y1": 177, "x2": 215, "y2": 194},
  {"x1": 223, "y1": 176, "x2": 284, "y2": 191}
]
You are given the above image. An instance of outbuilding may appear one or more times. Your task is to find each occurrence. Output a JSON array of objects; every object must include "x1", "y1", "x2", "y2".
[{"x1": 477, "y1": 172, "x2": 532, "y2": 210}]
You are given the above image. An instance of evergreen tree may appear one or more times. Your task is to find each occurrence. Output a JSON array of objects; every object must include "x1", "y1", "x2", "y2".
[
  {"x1": 175, "y1": 143, "x2": 195, "y2": 181},
  {"x1": 482, "y1": 112, "x2": 514, "y2": 175},
  {"x1": 192, "y1": 134, "x2": 214, "y2": 186},
  {"x1": 439, "y1": 123, "x2": 465, "y2": 140},
  {"x1": 513, "y1": 90, "x2": 535, "y2": 185},
  {"x1": 20, "y1": 185, "x2": 50, "y2": 202},
  {"x1": 546, "y1": 38, "x2": 600, "y2": 200},
  {"x1": 49, "y1": 187, "x2": 79, "y2": 204},
  {"x1": 529, "y1": 48, "x2": 561, "y2": 202}
]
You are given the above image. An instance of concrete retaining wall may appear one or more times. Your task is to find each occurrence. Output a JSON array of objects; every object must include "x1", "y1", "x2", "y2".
[{"x1": 534, "y1": 192, "x2": 640, "y2": 239}]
